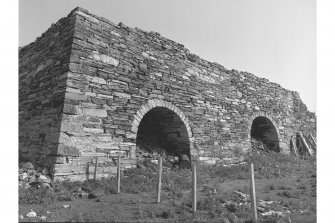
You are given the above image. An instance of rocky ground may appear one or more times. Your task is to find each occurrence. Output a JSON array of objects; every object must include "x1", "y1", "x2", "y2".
[
  {"x1": 19, "y1": 146, "x2": 316, "y2": 223},
  {"x1": 19, "y1": 162, "x2": 52, "y2": 190}
]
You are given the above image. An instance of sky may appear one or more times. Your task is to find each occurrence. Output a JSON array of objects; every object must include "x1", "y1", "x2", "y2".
[{"x1": 19, "y1": 0, "x2": 316, "y2": 112}]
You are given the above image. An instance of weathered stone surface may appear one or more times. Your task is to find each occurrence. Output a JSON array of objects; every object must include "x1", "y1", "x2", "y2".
[
  {"x1": 22, "y1": 162, "x2": 34, "y2": 170},
  {"x1": 91, "y1": 52, "x2": 119, "y2": 66},
  {"x1": 65, "y1": 92, "x2": 88, "y2": 101},
  {"x1": 26, "y1": 211, "x2": 37, "y2": 218},
  {"x1": 88, "y1": 188, "x2": 105, "y2": 199},
  {"x1": 63, "y1": 104, "x2": 79, "y2": 115},
  {"x1": 82, "y1": 108, "x2": 107, "y2": 117},
  {"x1": 37, "y1": 175, "x2": 51, "y2": 184},
  {"x1": 19, "y1": 7, "x2": 316, "y2": 181},
  {"x1": 57, "y1": 144, "x2": 81, "y2": 156}
]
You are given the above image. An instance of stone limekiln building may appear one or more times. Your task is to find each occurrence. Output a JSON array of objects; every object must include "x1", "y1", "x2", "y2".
[{"x1": 19, "y1": 7, "x2": 316, "y2": 180}]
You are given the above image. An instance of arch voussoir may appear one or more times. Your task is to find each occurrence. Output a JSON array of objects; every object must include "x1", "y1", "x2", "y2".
[{"x1": 131, "y1": 99, "x2": 194, "y2": 157}]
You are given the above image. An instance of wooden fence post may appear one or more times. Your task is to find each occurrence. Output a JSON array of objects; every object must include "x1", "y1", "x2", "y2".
[
  {"x1": 156, "y1": 156, "x2": 162, "y2": 203},
  {"x1": 250, "y1": 163, "x2": 258, "y2": 223},
  {"x1": 290, "y1": 137, "x2": 298, "y2": 156},
  {"x1": 117, "y1": 155, "x2": 121, "y2": 194},
  {"x1": 94, "y1": 156, "x2": 98, "y2": 181},
  {"x1": 192, "y1": 163, "x2": 197, "y2": 213},
  {"x1": 86, "y1": 162, "x2": 90, "y2": 180}
]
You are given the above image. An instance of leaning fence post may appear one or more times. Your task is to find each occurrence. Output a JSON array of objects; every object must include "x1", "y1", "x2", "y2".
[
  {"x1": 309, "y1": 134, "x2": 317, "y2": 147},
  {"x1": 94, "y1": 156, "x2": 98, "y2": 181},
  {"x1": 250, "y1": 163, "x2": 258, "y2": 223},
  {"x1": 156, "y1": 156, "x2": 163, "y2": 203},
  {"x1": 192, "y1": 163, "x2": 197, "y2": 213},
  {"x1": 117, "y1": 155, "x2": 121, "y2": 194},
  {"x1": 298, "y1": 132, "x2": 313, "y2": 156}
]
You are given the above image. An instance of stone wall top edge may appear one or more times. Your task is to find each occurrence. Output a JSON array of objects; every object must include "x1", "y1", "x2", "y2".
[
  {"x1": 69, "y1": 7, "x2": 229, "y2": 70},
  {"x1": 19, "y1": 15, "x2": 73, "y2": 53},
  {"x1": 20, "y1": 6, "x2": 315, "y2": 115},
  {"x1": 69, "y1": 7, "x2": 305, "y2": 96}
]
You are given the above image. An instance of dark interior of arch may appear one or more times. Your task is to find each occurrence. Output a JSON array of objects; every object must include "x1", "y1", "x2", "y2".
[
  {"x1": 251, "y1": 116, "x2": 280, "y2": 152},
  {"x1": 136, "y1": 107, "x2": 190, "y2": 161}
]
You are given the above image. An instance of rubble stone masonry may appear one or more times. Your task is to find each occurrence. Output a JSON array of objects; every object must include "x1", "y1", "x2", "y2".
[{"x1": 19, "y1": 7, "x2": 316, "y2": 180}]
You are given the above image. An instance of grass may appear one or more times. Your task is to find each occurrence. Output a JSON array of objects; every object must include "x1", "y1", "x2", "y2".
[
  {"x1": 19, "y1": 180, "x2": 82, "y2": 204},
  {"x1": 196, "y1": 150, "x2": 306, "y2": 183},
  {"x1": 19, "y1": 151, "x2": 316, "y2": 222},
  {"x1": 277, "y1": 190, "x2": 300, "y2": 198},
  {"x1": 137, "y1": 204, "x2": 176, "y2": 220},
  {"x1": 264, "y1": 183, "x2": 276, "y2": 193},
  {"x1": 19, "y1": 187, "x2": 58, "y2": 204}
]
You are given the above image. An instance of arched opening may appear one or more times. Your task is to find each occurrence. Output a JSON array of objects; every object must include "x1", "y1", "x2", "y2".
[
  {"x1": 250, "y1": 116, "x2": 280, "y2": 152},
  {"x1": 136, "y1": 107, "x2": 191, "y2": 166}
]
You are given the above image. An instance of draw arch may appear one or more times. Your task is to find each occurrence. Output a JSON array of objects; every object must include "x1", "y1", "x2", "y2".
[
  {"x1": 131, "y1": 99, "x2": 194, "y2": 159},
  {"x1": 248, "y1": 111, "x2": 281, "y2": 152}
]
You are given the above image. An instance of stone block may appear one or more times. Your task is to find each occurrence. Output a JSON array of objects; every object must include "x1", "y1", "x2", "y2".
[
  {"x1": 139, "y1": 63, "x2": 147, "y2": 71},
  {"x1": 57, "y1": 144, "x2": 81, "y2": 156},
  {"x1": 91, "y1": 52, "x2": 119, "y2": 66},
  {"x1": 65, "y1": 92, "x2": 87, "y2": 101},
  {"x1": 63, "y1": 104, "x2": 79, "y2": 115},
  {"x1": 113, "y1": 92, "x2": 131, "y2": 99},
  {"x1": 82, "y1": 108, "x2": 107, "y2": 117},
  {"x1": 83, "y1": 127, "x2": 104, "y2": 134},
  {"x1": 60, "y1": 122, "x2": 81, "y2": 133},
  {"x1": 85, "y1": 75, "x2": 107, "y2": 85},
  {"x1": 76, "y1": 10, "x2": 100, "y2": 23}
]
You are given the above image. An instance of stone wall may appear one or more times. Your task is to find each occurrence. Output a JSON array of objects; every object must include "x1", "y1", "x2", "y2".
[
  {"x1": 19, "y1": 14, "x2": 76, "y2": 169},
  {"x1": 19, "y1": 7, "x2": 316, "y2": 180}
]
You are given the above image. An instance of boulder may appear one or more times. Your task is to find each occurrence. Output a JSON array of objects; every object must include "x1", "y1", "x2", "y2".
[
  {"x1": 26, "y1": 211, "x2": 37, "y2": 218},
  {"x1": 80, "y1": 186, "x2": 91, "y2": 193},
  {"x1": 226, "y1": 212, "x2": 238, "y2": 223},
  {"x1": 79, "y1": 191, "x2": 89, "y2": 198},
  {"x1": 28, "y1": 169, "x2": 38, "y2": 175},
  {"x1": 42, "y1": 168, "x2": 49, "y2": 175},
  {"x1": 19, "y1": 181, "x2": 27, "y2": 188},
  {"x1": 22, "y1": 162, "x2": 34, "y2": 170},
  {"x1": 179, "y1": 154, "x2": 191, "y2": 169},
  {"x1": 222, "y1": 217, "x2": 231, "y2": 223},
  {"x1": 27, "y1": 175, "x2": 36, "y2": 183},
  {"x1": 21, "y1": 172, "x2": 29, "y2": 181},
  {"x1": 88, "y1": 188, "x2": 104, "y2": 199},
  {"x1": 38, "y1": 175, "x2": 51, "y2": 184},
  {"x1": 42, "y1": 183, "x2": 52, "y2": 189},
  {"x1": 36, "y1": 166, "x2": 43, "y2": 172}
]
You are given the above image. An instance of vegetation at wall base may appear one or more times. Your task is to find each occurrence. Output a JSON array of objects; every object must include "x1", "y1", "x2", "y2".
[{"x1": 19, "y1": 150, "x2": 316, "y2": 222}]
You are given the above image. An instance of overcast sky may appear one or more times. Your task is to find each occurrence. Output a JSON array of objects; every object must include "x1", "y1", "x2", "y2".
[{"x1": 19, "y1": 0, "x2": 316, "y2": 112}]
